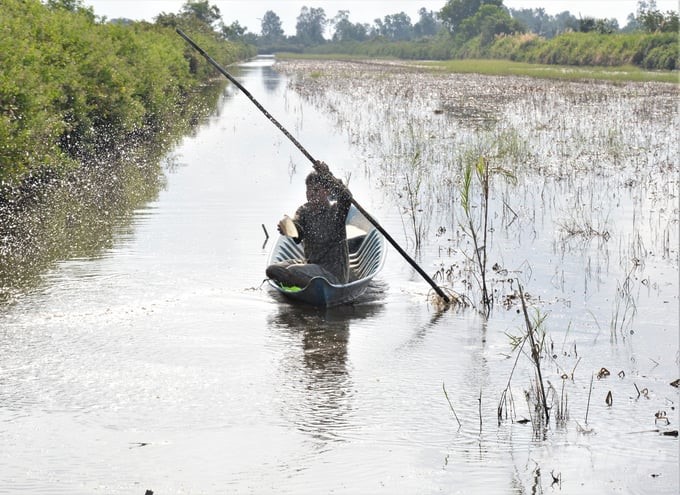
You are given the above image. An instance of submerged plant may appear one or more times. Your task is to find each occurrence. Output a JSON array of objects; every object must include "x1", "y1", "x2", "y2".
[
  {"x1": 498, "y1": 283, "x2": 551, "y2": 429},
  {"x1": 519, "y1": 282, "x2": 550, "y2": 426},
  {"x1": 610, "y1": 261, "x2": 639, "y2": 339},
  {"x1": 554, "y1": 376, "x2": 570, "y2": 427}
]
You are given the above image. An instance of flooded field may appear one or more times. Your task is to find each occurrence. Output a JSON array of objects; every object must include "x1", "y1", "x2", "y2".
[{"x1": 0, "y1": 57, "x2": 678, "y2": 493}]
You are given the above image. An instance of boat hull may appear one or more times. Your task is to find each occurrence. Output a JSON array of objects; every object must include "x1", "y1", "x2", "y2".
[{"x1": 266, "y1": 206, "x2": 386, "y2": 307}]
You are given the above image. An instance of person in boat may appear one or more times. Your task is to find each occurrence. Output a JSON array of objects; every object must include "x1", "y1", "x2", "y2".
[{"x1": 266, "y1": 161, "x2": 352, "y2": 288}]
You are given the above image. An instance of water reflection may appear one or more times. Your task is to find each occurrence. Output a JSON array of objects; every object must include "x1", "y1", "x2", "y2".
[
  {"x1": 269, "y1": 300, "x2": 383, "y2": 442},
  {"x1": 0, "y1": 83, "x2": 226, "y2": 305},
  {"x1": 262, "y1": 64, "x2": 282, "y2": 93},
  {"x1": 239, "y1": 55, "x2": 281, "y2": 94}
]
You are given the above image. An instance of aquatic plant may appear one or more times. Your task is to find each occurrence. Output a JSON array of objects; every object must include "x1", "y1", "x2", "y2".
[
  {"x1": 498, "y1": 284, "x2": 551, "y2": 428},
  {"x1": 460, "y1": 155, "x2": 492, "y2": 316},
  {"x1": 610, "y1": 261, "x2": 639, "y2": 339},
  {"x1": 442, "y1": 382, "x2": 462, "y2": 428},
  {"x1": 520, "y1": 285, "x2": 550, "y2": 426},
  {"x1": 458, "y1": 150, "x2": 517, "y2": 316},
  {"x1": 401, "y1": 150, "x2": 427, "y2": 252},
  {"x1": 554, "y1": 375, "x2": 570, "y2": 427}
]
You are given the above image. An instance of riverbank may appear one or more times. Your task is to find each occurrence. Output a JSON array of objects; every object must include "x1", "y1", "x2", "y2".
[
  {"x1": 0, "y1": 0, "x2": 256, "y2": 300},
  {"x1": 0, "y1": 0, "x2": 255, "y2": 195},
  {"x1": 0, "y1": 82, "x2": 228, "y2": 303}
]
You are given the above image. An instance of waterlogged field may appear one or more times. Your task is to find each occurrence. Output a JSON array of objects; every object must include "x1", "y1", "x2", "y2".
[
  {"x1": 277, "y1": 58, "x2": 680, "y2": 487},
  {"x1": 0, "y1": 58, "x2": 677, "y2": 493}
]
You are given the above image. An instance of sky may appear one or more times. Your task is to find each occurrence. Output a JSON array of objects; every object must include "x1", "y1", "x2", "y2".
[{"x1": 82, "y1": 1, "x2": 679, "y2": 35}]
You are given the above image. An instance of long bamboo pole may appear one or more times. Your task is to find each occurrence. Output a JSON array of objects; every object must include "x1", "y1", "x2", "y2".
[{"x1": 177, "y1": 29, "x2": 450, "y2": 303}]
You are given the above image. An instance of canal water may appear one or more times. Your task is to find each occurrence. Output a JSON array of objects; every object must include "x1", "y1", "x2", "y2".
[{"x1": 0, "y1": 57, "x2": 677, "y2": 494}]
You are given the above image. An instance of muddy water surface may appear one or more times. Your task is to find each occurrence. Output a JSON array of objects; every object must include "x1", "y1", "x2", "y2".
[{"x1": 0, "y1": 57, "x2": 678, "y2": 494}]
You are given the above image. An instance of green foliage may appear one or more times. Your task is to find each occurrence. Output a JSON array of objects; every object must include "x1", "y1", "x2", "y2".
[
  {"x1": 414, "y1": 8, "x2": 440, "y2": 38},
  {"x1": 261, "y1": 10, "x2": 284, "y2": 41},
  {"x1": 506, "y1": 32, "x2": 680, "y2": 70},
  {"x1": 295, "y1": 7, "x2": 327, "y2": 45},
  {"x1": 440, "y1": 0, "x2": 503, "y2": 35},
  {"x1": 181, "y1": 0, "x2": 221, "y2": 28},
  {"x1": 0, "y1": 0, "x2": 254, "y2": 189},
  {"x1": 458, "y1": 4, "x2": 524, "y2": 46},
  {"x1": 637, "y1": 3, "x2": 679, "y2": 33},
  {"x1": 374, "y1": 12, "x2": 414, "y2": 41},
  {"x1": 331, "y1": 11, "x2": 368, "y2": 42},
  {"x1": 508, "y1": 8, "x2": 578, "y2": 38}
]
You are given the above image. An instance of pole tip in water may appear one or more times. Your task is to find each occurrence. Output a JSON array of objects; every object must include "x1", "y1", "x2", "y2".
[{"x1": 428, "y1": 287, "x2": 467, "y2": 310}]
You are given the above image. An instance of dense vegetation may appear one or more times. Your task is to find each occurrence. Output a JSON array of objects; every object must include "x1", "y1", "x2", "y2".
[
  {"x1": 239, "y1": 0, "x2": 679, "y2": 71},
  {"x1": 0, "y1": 0, "x2": 254, "y2": 194},
  {"x1": 486, "y1": 31, "x2": 679, "y2": 69},
  {"x1": 297, "y1": 30, "x2": 678, "y2": 71}
]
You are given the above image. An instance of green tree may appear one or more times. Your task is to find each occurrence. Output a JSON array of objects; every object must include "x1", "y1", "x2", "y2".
[
  {"x1": 638, "y1": 4, "x2": 679, "y2": 32},
  {"x1": 221, "y1": 20, "x2": 247, "y2": 40},
  {"x1": 511, "y1": 8, "x2": 580, "y2": 37},
  {"x1": 181, "y1": 0, "x2": 221, "y2": 28},
  {"x1": 379, "y1": 12, "x2": 414, "y2": 41},
  {"x1": 413, "y1": 8, "x2": 440, "y2": 38},
  {"x1": 459, "y1": 4, "x2": 524, "y2": 45},
  {"x1": 593, "y1": 18, "x2": 619, "y2": 34},
  {"x1": 155, "y1": 0, "x2": 223, "y2": 35},
  {"x1": 509, "y1": 7, "x2": 552, "y2": 36},
  {"x1": 440, "y1": 0, "x2": 503, "y2": 35},
  {"x1": 554, "y1": 11, "x2": 579, "y2": 33},
  {"x1": 331, "y1": 10, "x2": 368, "y2": 42},
  {"x1": 295, "y1": 6, "x2": 327, "y2": 44},
  {"x1": 622, "y1": 13, "x2": 641, "y2": 31},
  {"x1": 261, "y1": 10, "x2": 284, "y2": 40},
  {"x1": 634, "y1": 0, "x2": 679, "y2": 32},
  {"x1": 46, "y1": 0, "x2": 94, "y2": 20}
]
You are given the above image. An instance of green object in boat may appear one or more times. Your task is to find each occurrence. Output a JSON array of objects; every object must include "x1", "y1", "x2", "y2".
[{"x1": 281, "y1": 284, "x2": 302, "y2": 292}]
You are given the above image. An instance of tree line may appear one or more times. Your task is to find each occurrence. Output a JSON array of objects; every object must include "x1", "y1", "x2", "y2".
[
  {"x1": 223, "y1": 0, "x2": 678, "y2": 43},
  {"x1": 221, "y1": 0, "x2": 677, "y2": 69}
]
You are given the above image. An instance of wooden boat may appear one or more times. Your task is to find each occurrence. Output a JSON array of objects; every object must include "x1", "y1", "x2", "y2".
[{"x1": 267, "y1": 206, "x2": 387, "y2": 307}]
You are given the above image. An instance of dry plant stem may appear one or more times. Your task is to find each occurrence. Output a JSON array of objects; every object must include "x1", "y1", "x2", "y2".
[
  {"x1": 518, "y1": 281, "x2": 550, "y2": 422},
  {"x1": 442, "y1": 382, "x2": 462, "y2": 428},
  {"x1": 478, "y1": 389, "x2": 483, "y2": 435},
  {"x1": 585, "y1": 373, "x2": 594, "y2": 424},
  {"x1": 404, "y1": 175, "x2": 418, "y2": 251},
  {"x1": 498, "y1": 331, "x2": 530, "y2": 424},
  {"x1": 403, "y1": 152, "x2": 425, "y2": 252},
  {"x1": 557, "y1": 379, "x2": 568, "y2": 423},
  {"x1": 570, "y1": 356, "x2": 581, "y2": 379},
  {"x1": 479, "y1": 158, "x2": 490, "y2": 312}
]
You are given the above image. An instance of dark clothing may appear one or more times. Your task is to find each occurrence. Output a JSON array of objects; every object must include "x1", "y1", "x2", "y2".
[{"x1": 267, "y1": 174, "x2": 352, "y2": 287}]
